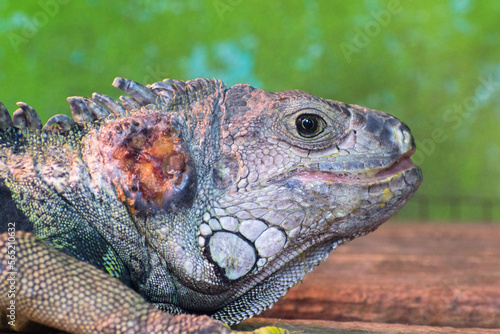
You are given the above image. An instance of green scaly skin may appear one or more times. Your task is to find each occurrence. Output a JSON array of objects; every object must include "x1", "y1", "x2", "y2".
[{"x1": 0, "y1": 77, "x2": 421, "y2": 333}]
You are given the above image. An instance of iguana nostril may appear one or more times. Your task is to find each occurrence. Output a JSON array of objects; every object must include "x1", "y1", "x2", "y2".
[
  {"x1": 375, "y1": 118, "x2": 416, "y2": 154},
  {"x1": 394, "y1": 122, "x2": 415, "y2": 154}
]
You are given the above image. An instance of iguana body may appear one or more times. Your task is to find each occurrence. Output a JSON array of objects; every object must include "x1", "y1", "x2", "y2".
[{"x1": 0, "y1": 77, "x2": 422, "y2": 333}]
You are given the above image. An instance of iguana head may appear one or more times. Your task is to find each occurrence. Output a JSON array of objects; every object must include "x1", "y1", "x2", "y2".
[
  {"x1": 203, "y1": 83, "x2": 422, "y2": 322},
  {"x1": 11, "y1": 77, "x2": 421, "y2": 324}
]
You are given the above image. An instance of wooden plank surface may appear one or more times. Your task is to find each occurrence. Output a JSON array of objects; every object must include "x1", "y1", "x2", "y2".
[
  {"x1": 254, "y1": 221, "x2": 500, "y2": 331},
  {"x1": 236, "y1": 318, "x2": 500, "y2": 334}
]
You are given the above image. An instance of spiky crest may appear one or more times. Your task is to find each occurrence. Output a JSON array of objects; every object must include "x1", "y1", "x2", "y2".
[{"x1": 0, "y1": 77, "x2": 224, "y2": 134}]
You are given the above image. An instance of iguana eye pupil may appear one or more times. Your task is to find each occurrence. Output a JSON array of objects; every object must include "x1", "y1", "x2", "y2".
[{"x1": 295, "y1": 114, "x2": 324, "y2": 138}]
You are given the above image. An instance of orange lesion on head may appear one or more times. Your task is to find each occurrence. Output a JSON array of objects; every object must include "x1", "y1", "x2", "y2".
[{"x1": 104, "y1": 121, "x2": 195, "y2": 213}]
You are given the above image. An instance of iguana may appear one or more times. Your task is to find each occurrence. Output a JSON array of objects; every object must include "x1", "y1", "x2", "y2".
[{"x1": 0, "y1": 77, "x2": 422, "y2": 334}]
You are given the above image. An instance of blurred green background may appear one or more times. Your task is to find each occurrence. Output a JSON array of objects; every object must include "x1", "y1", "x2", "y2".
[{"x1": 0, "y1": 0, "x2": 499, "y2": 221}]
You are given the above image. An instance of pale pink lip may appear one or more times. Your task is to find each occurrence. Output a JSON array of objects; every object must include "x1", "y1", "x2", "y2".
[
  {"x1": 293, "y1": 156, "x2": 417, "y2": 184},
  {"x1": 373, "y1": 156, "x2": 415, "y2": 179}
]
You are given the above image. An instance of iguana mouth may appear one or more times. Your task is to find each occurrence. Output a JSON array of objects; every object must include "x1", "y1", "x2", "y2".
[
  {"x1": 373, "y1": 155, "x2": 416, "y2": 179},
  {"x1": 293, "y1": 153, "x2": 418, "y2": 184}
]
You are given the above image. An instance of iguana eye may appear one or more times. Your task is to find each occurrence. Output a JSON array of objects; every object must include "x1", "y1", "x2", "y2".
[{"x1": 295, "y1": 113, "x2": 325, "y2": 138}]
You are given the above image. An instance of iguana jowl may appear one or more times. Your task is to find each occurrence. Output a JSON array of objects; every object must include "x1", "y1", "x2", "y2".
[{"x1": 0, "y1": 77, "x2": 422, "y2": 333}]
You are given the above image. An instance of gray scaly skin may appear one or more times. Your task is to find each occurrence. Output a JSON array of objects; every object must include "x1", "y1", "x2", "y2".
[{"x1": 0, "y1": 77, "x2": 422, "y2": 333}]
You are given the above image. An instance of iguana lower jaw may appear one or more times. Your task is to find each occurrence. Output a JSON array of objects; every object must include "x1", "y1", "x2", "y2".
[{"x1": 209, "y1": 166, "x2": 421, "y2": 324}]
